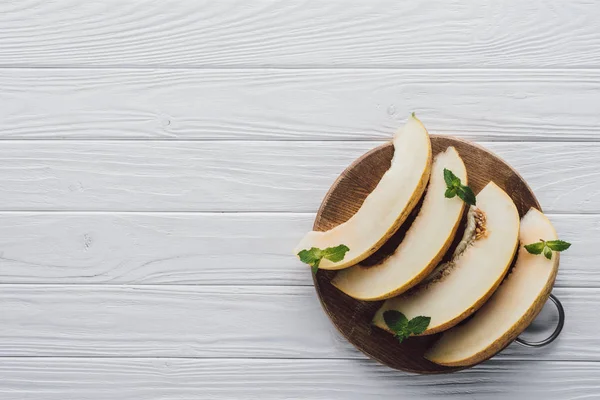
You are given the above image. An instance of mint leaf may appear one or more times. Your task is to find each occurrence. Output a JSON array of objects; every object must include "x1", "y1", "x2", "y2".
[
  {"x1": 298, "y1": 247, "x2": 322, "y2": 265},
  {"x1": 445, "y1": 187, "x2": 457, "y2": 198},
  {"x1": 525, "y1": 239, "x2": 570, "y2": 261},
  {"x1": 384, "y1": 311, "x2": 431, "y2": 343},
  {"x1": 456, "y1": 185, "x2": 476, "y2": 206},
  {"x1": 546, "y1": 240, "x2": 571, "y2": 252},
  {"x1": 543, "y1": 246, "x2": 553, "y2": 260},
  {"x1": 407, "y1": 316, "x2": 431, "y2": 335},
  {"x1": 297, "y1": 244, "x2": 349, "y2": 274},
  {"x1": 444, "y1": 168, "x2": 461, "y2": 187},
  {"x1": 394, "y1": 332, "x2": 410, "y2": 343},
  {"x1": 443, "y1": 168, "x2": 476, "y2": 205},
  {"x1": 311, "y1": 261, "x2": 320, "y2": 275},
  {"x1": 383, "y1": 310, "x2": 408, "y2": 332},
  {"x1": 322, "y1": 244, "x2": 350, "y2": 263},
  {"x1": 524, "y1": 241, "x2": 545, "y2": 255}
]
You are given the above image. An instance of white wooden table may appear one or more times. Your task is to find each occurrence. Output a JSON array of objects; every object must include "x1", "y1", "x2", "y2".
[{"x1": 1, "y1": 1, "x2": 599, "y2": 398}]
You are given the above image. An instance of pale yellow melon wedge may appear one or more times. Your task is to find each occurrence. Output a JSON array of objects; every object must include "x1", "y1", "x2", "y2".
[
  {"x1": 294, "y1": 115, "x2": 432, "y2": 270},
  {"x1": 373, "y1": 182, "x2": 519, "y2": 335},
  {"x1": 331, "y1": 147, "x2": 467, "y2": 300},
  {"x1": 425, "y1": 208, "x2": 560, "y2": 367}
]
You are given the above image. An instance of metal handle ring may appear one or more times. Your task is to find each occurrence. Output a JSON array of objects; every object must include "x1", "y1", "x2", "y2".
[{"x1": 515, "y1": 293, "x2": 565, "y2": 348}]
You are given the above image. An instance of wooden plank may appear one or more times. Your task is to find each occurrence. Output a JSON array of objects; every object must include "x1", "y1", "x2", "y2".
[
  {"x1": 1, "y1": 1, "x2": 599, "y2": 68},
  {"x1": 0, "y1": 286, "x2": 593, "y2": 360},
  {"x1": 0, "y1": 213, "x2": 591, "y2": 287},
  {"x1": 2, "y1": 68, "x2": 600, "y2": 141},
  {"x1": 0, "y1": 212, "x2": 311, "y2": 285},
  {"x1": 0, "y1": 141, "x2": 597, "y2": 213},
  {"x1": 0, "y1": 358, "x2": 597, "y2": 400}
]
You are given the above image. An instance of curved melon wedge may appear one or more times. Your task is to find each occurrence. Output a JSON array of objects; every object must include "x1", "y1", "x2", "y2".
[
  {"x1": 373, "y1": 182, "x2": 519, "y2": 335},
  {"x1": 425, "y1": 208, "x2": 560, "y2": 367},
  {"x1": 331, "y1": 147, "x2": 467, "y2": 300},
  {"x1": 294, "y1": 115, "x2": 432, "y2": 270}
]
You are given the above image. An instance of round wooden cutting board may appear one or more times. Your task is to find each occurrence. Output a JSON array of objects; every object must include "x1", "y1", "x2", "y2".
[{"x1": 311, "y1": 135, "x2": 542, "y2": 374}]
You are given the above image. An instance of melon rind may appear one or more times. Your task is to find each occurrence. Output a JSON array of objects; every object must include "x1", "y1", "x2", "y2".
[
  {"x1": 425, "y1": 208, "x2": 560, "y2": 367},
  {"x1": 295, "y1": 115, "x2": 432, "y2": 270},
  {"x1": 373, "y1": 182, "x2": 520, "y2": 335},
  {"x1": 331, "y1": 147, "x2": 467, "y2": 300}
]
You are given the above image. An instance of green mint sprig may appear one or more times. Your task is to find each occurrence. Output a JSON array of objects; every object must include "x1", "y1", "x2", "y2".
[
  {"x1": 524, "y1": 239, "x2": 571, "y2": 260},
  {"x1": 298, "y1": 244, "x2": 350, "y2": 274},
  {"x1": 383, "y1": 310, "x2": 431, "y2": 343},
  {"x1": 443, "y1": 168, "x2": 476, "y2": 206}
]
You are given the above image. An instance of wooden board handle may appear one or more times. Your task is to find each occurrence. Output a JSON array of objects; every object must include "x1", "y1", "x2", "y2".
[{"x1": 516, "y1": 294, "x2": 565, "y2": 348}]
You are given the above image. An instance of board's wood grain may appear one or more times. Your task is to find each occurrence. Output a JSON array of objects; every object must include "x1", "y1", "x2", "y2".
[
  {"x1": 0, "y1": 286, "x2": 593, "y2": 361},
  {"x1": 0, "y1": 0, "x2": 599, "y2": 68},
  {"x1": 0, "y1": 358, "x2": 598, "y2": 400},
  {"x1": 1, "y1": 68, "x2": 600, "y2": 141},
  {"x1": 0, "y1": 213, "x2": 591, "y2": 287},
  {"x1": 0, "y1": 141, "x2": 597, "y2": 213},
  {"x1": 312, "y1": 137, "x2": 542, "y2": 373}
]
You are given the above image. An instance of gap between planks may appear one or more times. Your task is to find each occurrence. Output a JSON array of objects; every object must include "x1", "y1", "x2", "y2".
[
  {"x1": 1, "y1": 138, "x2": 600, "y2": 143},
  {"x1": 0, "y1": 356, "x2": 595, "y2": 363},
  {"x1": 3, "y1": 65, "x2": 600, "y2": 70},
  {"x1": 0, "y1": 210, "x2": 595, "y2": 215}
]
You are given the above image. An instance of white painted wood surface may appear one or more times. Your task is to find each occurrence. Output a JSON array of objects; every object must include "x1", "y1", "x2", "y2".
[
  {"x1": 1, "y1": 1, "x2": 598, "y2": 399},
  {"x1": 2, "y1": 69, "x2": 600, "y2": 141},
  {"x1": 0, "y1": 213, "x2": 594, "y2": 287},
  {"x1": 0, "y1": 141, "x2": 598, "y2": 212},
  {"x1": 0, "y1": 286, "x2": 593, "y2": 361},
  {"x1": 1, "y1": 359, "x2": 599, "y2": 400},
  {"x1": 0, "y1": 0, "x2": 599, "y2": 68}
]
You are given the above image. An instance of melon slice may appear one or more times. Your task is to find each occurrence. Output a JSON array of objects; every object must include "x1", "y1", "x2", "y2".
[
  {"x1": 331, "y1": 147, "x2": 467, "y2": 300},
  {"x1": 373, "y1": 182, "x2": 519, "y2": 335},
  {"x1": 425, "y1": 208, "x2": 560, "y2": 366},
  {"x1": 294, "y1": 115, "x2": 432, "y2": 270}
]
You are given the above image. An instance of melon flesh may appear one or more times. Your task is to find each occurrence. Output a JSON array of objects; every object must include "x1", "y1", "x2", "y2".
[
  {"x1": 294, "y1": 115, "x2": 432, "y2": 270},
  {"x1": 331, "y1": 147, "x2": 467, "y2": 300},
  {"x1": 425, "y1": 208, "x2": 560, "y2": 367},
  {"x1": 373, "y1": 182, "x2": 519, "y2": 335}
]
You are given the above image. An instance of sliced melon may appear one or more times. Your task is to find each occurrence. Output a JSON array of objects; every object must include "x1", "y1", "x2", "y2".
[
  {"x1": 331, "y1": 147, "x2": 467, "y2": 300},
  {"x1": 425, "y1": 208, "x2": 560, "y2": 366},
  {"x1": 373, "y1": 182, "x2": 519, "y2": 335},
  {"x1": 294, "y1": 115, "x2": 432, "y2": 270}
]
